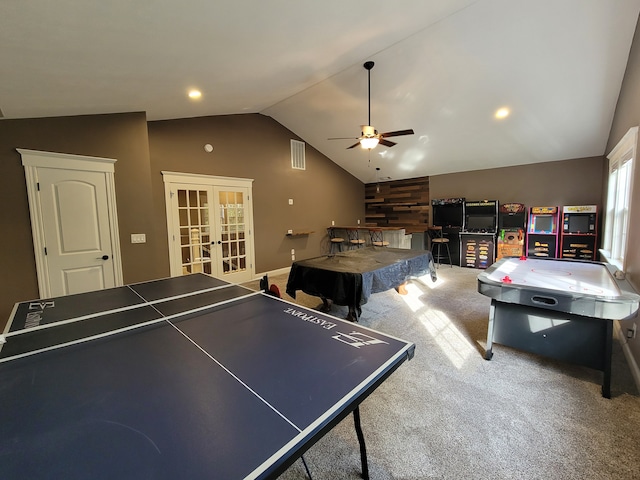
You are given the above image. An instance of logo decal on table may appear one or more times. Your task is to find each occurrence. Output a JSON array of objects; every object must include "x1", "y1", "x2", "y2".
[
  {"x1": 332, "y1": 331, "x2": 389, "y2": 349},
  {"x1": 26, "y1": 301, "x2": 55, "y2": 329},
  {"x1": 283, "y1": 307, "x2": 337, "y2": 330}
]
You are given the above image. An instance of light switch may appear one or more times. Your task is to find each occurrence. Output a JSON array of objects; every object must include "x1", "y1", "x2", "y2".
[{"x1": 131, "y1": 233, "x2": 146, "y2": 244}]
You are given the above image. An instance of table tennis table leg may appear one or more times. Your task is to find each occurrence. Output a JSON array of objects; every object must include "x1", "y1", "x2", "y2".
[
  {"x1": 353, "y1": 406, "x2": 370, "y2": 480},
  {"x1": 484, "y1": 300, "x2": 496, "y2": 360},
  {"x1": 300, "y1": 455, "x2": 313, "y2": 479}
]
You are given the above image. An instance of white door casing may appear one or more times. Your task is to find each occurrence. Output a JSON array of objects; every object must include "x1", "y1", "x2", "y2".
[
  {"x1": 162, "y1": 171, "x2": 255, "y2": 284},
  {"x1": 19, "y1": 149, "x2": 123, "y2": 298}
]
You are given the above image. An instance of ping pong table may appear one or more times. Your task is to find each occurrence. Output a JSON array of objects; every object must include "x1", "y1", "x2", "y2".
[{"x1": 0, "y1": 273, "x2": 415, "y2": 479}]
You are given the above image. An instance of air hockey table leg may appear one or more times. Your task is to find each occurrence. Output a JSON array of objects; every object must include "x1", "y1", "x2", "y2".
[
  {"x1": 484, "y1": 300, "x2": 496, "y2": 360},
  {"x1": 602, "y1": 320, "x2": 613, "y2": 399}
]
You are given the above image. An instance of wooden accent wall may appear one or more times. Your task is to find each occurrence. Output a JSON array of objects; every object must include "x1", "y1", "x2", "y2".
[{"x1": 365, "y1": 176, "x2": 430, "y2": 233}]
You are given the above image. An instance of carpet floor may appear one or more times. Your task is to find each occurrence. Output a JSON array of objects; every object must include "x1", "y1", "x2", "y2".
[{"x1": 242, "y1": 265, "x2": 640, "y2": 480}]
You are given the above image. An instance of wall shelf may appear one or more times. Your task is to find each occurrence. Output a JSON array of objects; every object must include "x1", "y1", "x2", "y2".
[{"x1": 286, "y1": 231, "x2": 314, "y2": 237}]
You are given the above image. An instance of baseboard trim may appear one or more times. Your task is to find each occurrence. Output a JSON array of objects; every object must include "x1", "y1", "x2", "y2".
[
  {"x1": 615, "y1": 320, "x2": 640, "y2": 392},
  {"x1": 251, "y1": 266, "x2": 291, "y2": 282}
]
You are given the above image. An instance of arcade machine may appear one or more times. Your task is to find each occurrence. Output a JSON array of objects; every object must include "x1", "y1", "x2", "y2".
[
  {"x1": 460, "y1": 200, "x2": 498, "y2": 269},
  {"x1": 526, "y1": 206, "x2": 560, "y2": 258},
  {"x1": 496, "y1": 203, "x2": 526, "y2": 260},
  {"x1": 431, "y1": 198, "x2": 465, "y2": 266},
  {"x1": 560, "y1": 205, "x2": 598, "y2": 260}
]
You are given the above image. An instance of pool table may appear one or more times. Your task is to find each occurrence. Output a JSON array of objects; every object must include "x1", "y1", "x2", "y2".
[{"x1": 286, "y1": 246, "x2": 436, "y2": 321}]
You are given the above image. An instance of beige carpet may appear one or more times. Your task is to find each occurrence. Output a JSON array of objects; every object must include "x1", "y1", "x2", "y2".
[{"x1": 243, "y1": 265, "x2": 640, "y2": 480}]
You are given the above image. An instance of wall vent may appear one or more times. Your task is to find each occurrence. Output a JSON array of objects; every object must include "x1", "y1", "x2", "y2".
[{"x1": 291, "y1": 139, "x2": 306, "y2": 170}]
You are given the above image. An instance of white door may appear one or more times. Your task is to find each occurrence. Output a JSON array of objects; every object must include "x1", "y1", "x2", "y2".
[
  {"x1": 212, "y1": 186, "x2": 251, "y2": 283},
  {"x1": 172, "y1": 185, "x2": 215, "y2": 276},
  {"x1": 163, "y1": 173, "x2": 255, "y2": 284},
  {"x1": 38, "y1": 168, "x2": 116, "y2": 296},
  {"x1": 19, "y1": 149, "x2": 123, "y2": 299}
]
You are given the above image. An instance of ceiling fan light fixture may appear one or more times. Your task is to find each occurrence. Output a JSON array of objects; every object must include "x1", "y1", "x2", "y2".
[{"x1": 360, "y1": 137, "x2": 379, "y2": 149}]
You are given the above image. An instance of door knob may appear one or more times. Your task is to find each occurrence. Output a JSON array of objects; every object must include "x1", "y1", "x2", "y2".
[{"x1": 98, "y1": 255, "x2": 109, "y2": 260}]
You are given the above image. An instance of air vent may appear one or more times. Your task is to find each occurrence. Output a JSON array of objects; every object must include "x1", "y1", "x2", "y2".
[{"x1": 291, "y1": 139, "x2": 305, "y2": 170}]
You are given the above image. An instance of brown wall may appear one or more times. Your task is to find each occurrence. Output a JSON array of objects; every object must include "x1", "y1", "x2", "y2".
[
  {"x1": 147, "y1": 114, "x2": 365, "y2": 273},
  {"x1": 0, "y1": 112, "x2": 160, "y2": 321},
  {"x1": 603, "y1": 16, "x2": 640, "y2": 366},
  {"x1": 0, "y1": 112, "x2": 364, "y2": 323},
  {"x1": 429, "y1": 156, "x2": 604, "y2": 209}
]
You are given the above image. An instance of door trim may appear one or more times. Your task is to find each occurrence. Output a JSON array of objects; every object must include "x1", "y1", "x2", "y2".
[
  {"x1": 162, "y1": 171, "x2": 255, "y2": 280},
  {"x1": 18, "y1": 148, "x2": 124, "y2": 298}
]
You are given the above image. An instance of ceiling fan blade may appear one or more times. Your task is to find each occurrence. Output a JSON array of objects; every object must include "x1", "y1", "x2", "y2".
[
  {"x1": 346, "y1": 142, "x2": 361, "y2": 149},
  {"x1": 379, "y1": 139, "x2": 397, "y2": 148},
  {"x1": 328, "y1": 136, "x2": 360, "y2": 140},
  {"x1": 380, "y1": 129, "x2": 415, "y2": 138}
]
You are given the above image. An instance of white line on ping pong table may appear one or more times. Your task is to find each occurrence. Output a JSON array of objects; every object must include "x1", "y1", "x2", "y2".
[
  {"x1": 2, "y1": 283, "x2": 249, "y2": 340},
  {"x1": 165, "y1": 318, "x2": 303, "y2": 433},
  {"x1": 0, "y1": 290, "x2": 262, "y2": 363},
  {"x1": 245, "y1": 327, "x2": 415, "y2": 480}
]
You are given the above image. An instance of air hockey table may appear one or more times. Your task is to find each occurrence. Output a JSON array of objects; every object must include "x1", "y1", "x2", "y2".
[{"x1": 477, "y1": 257, "x2": 640, "y2": 398}]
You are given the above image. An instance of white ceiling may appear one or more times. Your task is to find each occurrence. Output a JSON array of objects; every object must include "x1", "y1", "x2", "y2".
[{"x1": 2, "y1": 0, "x2": 639, "y2": 182}]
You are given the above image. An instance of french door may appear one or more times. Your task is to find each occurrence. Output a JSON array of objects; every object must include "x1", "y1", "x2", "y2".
[{"x1": 163, "y1": 172, "x2": 255, "y2": 284}]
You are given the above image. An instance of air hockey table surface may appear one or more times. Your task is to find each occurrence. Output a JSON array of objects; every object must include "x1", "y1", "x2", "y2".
[{"x1": 477, "y1": 257, "x2": 639, "y2": 320}]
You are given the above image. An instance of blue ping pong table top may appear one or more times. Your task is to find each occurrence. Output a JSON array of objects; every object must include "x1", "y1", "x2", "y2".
[{"x1": 0, "y1": 273, "x2": 415, "y2": 479}]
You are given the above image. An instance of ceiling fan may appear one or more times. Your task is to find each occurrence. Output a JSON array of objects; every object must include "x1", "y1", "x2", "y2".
[{"x1": 329, "y1": 61, "x2": 414, "y2": 150}]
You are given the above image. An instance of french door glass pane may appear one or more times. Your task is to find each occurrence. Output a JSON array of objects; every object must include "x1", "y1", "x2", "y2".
[
  {"x1": 217, "y1": 189, "x2": 246, "y2": 276},
  {"x1": 177, "y1": 188, "x2": 212, "y2": 275}
]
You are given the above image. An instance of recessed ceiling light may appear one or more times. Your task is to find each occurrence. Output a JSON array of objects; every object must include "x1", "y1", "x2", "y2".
[
  {"x1": 495, "y1": 107, "x2": 510, "y2": 119},
  {"x1": 188, "y1": 89, "x2": 202, "y2": 100}
]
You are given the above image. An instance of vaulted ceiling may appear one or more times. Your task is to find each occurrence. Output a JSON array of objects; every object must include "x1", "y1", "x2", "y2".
[{"x1": 2, "y1": 0, "x2": 639, "y2": 182}]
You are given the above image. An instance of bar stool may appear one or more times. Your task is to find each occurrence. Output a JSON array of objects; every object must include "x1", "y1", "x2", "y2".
[
  {"x1": 427, "y1": 226, "x2": 452, "y2": 268},
  {"x1": 328, "y1": 228, "x2": 344, "y2": 254},
  {"x1": 369, "y1": 228, "x2": 389, "y2": 247},
  {"x1": 346, "y1": 228, "x2": 366, "y2": 249}
]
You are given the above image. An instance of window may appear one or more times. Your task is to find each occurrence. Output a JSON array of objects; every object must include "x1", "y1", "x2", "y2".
[{"x1": 602, "y1": 126, "x2": 637, "y2": 270}]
